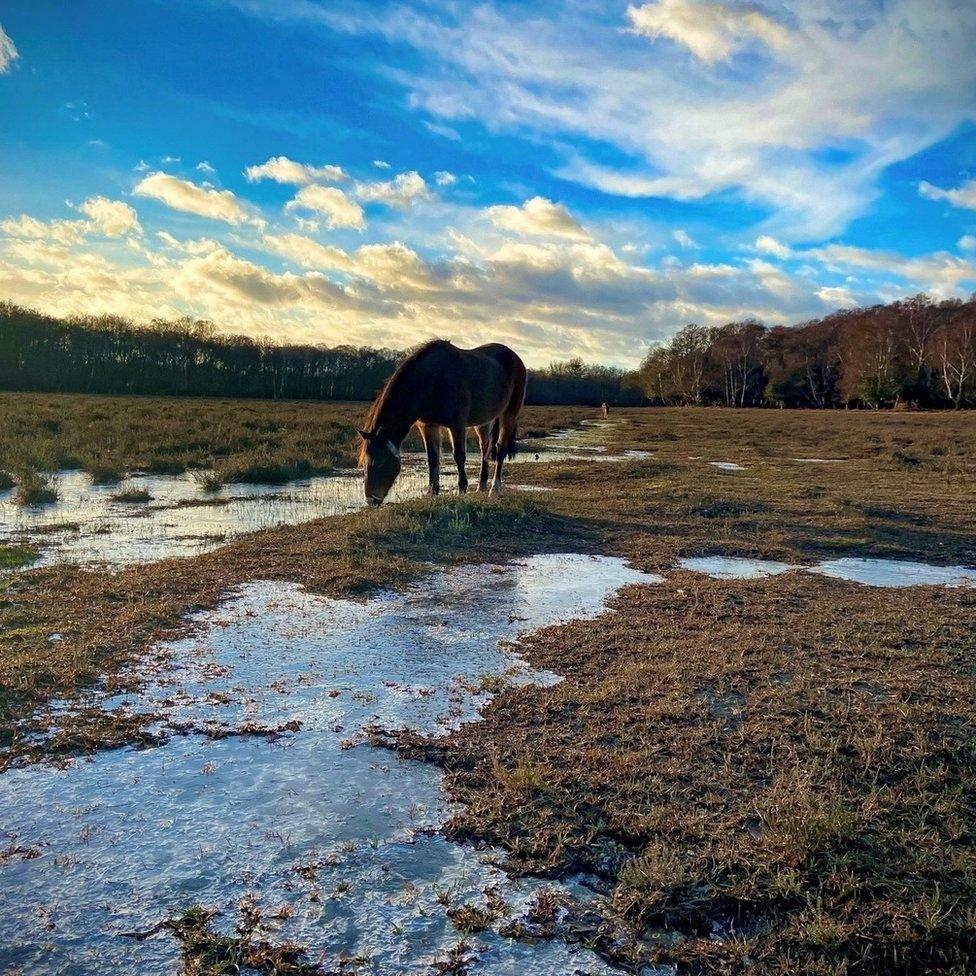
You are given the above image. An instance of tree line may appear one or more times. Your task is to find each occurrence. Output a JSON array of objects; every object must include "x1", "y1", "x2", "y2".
[
  {"x1": 2, "y1": 296, "x2": 974, "y2": 408},
  {"x1": 632, "y1": 295, "x2": 976, "y2": 408},
  {"x1": 0, "y1": 303, "x2": 637, "y2": 406}
]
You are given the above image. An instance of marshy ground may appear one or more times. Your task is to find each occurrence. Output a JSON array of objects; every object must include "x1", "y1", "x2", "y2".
[{"x1": 2, "y1": 402, "x2": 976, "y2": 974}]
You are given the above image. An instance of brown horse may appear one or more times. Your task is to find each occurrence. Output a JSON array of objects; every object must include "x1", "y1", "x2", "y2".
[{"x1": 357, "y1": 340, "x2": 526, "y2": 505}]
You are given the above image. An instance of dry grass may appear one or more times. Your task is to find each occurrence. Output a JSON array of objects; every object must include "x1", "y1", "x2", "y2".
[
  {"x1": 0, "y1": 391, "x2": 591, "y2": 481},
  {"x1": 391, "y1": 408, "x2": 976, "y2": 974},
  {"x1": 3, "y1": 404, "x2": 976, "y2": 973}
]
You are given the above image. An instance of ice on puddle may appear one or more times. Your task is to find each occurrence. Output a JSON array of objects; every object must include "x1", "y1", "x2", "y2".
[{"x1": 0, "y1": 554, "x2": 658, "y2": 975}]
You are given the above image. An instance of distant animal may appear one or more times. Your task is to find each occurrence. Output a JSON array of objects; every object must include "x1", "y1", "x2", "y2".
[
  {"x1": 357, "y1": 340, "x2": 527, "y2": 505},
  {"x1": 600, "y1": 402, "x2": 609, "y2": 418}
]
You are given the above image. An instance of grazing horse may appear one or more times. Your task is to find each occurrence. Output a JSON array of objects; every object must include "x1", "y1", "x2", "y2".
[{"x1": 357, "y1": 340, "x2": 526, "y2": 505}]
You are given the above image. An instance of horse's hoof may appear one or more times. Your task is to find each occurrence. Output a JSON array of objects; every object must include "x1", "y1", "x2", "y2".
[{"x1": 488, "y1": 483, "x2": 502, "y2": 497}]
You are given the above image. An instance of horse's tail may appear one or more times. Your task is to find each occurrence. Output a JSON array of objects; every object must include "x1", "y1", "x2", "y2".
[
  {"x1": 492, "y1": 360, "x2": 526, "y2": 461},
  {"x1": 492, "y1": 417, "x2": 518, "y2": 460}
]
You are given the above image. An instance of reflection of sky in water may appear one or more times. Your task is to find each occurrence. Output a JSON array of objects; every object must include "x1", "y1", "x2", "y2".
[
  {"x1": 0, "y1": 422, "x2": 652, "y2": 569},
  {"x1": 680, "y1": 555, "x2": 976, "y2": 587},
  {"x1": 678, "y1": 556, "x2": 795, "y2": 580},
  {"x1": 809, "y1": 557, "x2": 976, "y2": 588},
  {"x1": 0, "y1": 554, "x2": 655, "y2": 976}
]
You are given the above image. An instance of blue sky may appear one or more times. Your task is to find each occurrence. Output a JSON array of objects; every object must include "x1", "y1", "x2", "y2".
[{"x1": 1, "y1": 0, "x2": 975, "y2": 366}]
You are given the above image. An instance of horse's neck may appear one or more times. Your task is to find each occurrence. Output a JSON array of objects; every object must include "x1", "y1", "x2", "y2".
[{"x1": 376, "y1": 367, "x2": 423, "y2": 444}]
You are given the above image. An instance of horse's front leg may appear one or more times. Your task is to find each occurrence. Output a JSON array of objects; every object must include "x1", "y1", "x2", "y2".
[
  {"x1": 449, "y1": 426, "x2": 468, "y2": 493},
  {"x1": 419, "y1": 423, "x2": 441, "y2": 495}
]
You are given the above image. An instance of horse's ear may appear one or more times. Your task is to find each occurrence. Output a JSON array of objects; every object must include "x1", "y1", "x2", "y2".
[{"x1": 356, "y1": 428, "x2": 370, "y2": 441}]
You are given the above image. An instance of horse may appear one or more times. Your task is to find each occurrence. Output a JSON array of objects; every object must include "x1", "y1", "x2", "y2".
[{"x1": 357, "y1": 340, "x2": 527, "y2": 505}]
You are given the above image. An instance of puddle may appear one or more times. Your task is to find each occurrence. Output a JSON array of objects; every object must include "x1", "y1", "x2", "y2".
[
  {"x1": 1, "y1": 423, "x2": 645, "y2": 569},
  {"x1": 0, "y1": 469, "x2": 431, "y2": 569},
  {"x1": 708, "y1": 462, "x2": 746, "y2": 471},
  {"x1": 0, "y1": 554, "x2": 658, "y2": 974},
  {"x1": 678, "y1": 556, "x2": 796, "y2": 580},
  {"x1": 519, "y1": 420, "x2": 652, "y2": 464},
  {"x1": 808, "y1": 557, "x2": 976, "y2": 588},
  {"x1": 680, "y1": 555, "x2": 976, "y2": 588}
]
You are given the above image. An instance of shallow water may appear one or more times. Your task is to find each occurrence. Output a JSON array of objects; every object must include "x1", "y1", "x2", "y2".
[
  {"x1": 678, "y1": 556, "x2": 796, "y2": 580},
  {"x1": 708, "y1": 461, "x2": 746, "y2": 471},
  {"x1": 679, "y1": 554, "x2": 976, "y2": 588},
  {"x1": 791, "y1": 457, "x2": 847, "y2": 463},
  {"x1": 809, "y1": 557, "x2": 976, "y2": 588},
  {"x1": 0, "y1": 423, "x2": 643, "y2": 569},
  {"x1": 0, "y1": 468, "x2": 430, "y2": 569},
  {"x1": 0, "y1": 554, "x2": 658, "y2": 975}
]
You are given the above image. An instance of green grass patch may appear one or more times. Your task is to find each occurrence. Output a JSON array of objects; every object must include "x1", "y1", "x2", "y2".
[{"x1": 0, "y1": 544, "x2": 38, "y2": 570}]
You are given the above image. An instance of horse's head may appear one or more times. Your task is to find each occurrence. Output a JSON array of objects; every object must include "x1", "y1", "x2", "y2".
[{"x1": 357, "y1": 428, "x2": 401, "y2": 506}]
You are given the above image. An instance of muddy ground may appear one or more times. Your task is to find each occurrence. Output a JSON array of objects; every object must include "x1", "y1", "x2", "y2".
[{"x1": 2, "y1": 405, "x2": 976, "y2": 974}]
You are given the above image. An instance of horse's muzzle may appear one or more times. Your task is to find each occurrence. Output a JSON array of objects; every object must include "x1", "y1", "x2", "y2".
[{"x1": 366, "y1": 495, "x2": 382, "y2": 507}]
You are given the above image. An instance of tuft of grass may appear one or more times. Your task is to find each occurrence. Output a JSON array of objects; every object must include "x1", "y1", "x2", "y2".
[
  {"x1": 210, "y1": 452, "x2": 312, "y2": 486},
  {"x1": 85, "y1": 460, "x2": 124, "y2": 485},
  {"x1": 135, "y1": 905, "x2": 325, "y2": 975},
  {"x1": 13, "y1": 469, "x2": 58, "y2": 506},
  {"x1": 0, "y1": 544, "x2": 39, "y2": 570},
  {"x1": 111, "y1": 487, "x2": 153, "y2": 504}
]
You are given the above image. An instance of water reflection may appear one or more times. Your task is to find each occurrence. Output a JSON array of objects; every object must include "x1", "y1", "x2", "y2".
[{"x1": 0, "y1": 554, "x2": 655, "y2": 975}]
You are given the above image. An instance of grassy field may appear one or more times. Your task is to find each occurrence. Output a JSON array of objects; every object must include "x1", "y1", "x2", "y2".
[
  {"x1": 2, "y1": 402, "x2": 976, "y2": 973},
  {"x1": 0, "y1": 391, "x2": 591, "y2": 490}
]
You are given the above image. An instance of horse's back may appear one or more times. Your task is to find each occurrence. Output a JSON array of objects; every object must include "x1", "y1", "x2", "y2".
[{"x1": 466, "y1": 342, "x2": 525, "y2": 376}]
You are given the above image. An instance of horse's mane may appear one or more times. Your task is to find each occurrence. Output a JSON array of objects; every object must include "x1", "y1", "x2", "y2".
[{"x1": 359, "y1": 339, "x2": 450, "y2": 464}]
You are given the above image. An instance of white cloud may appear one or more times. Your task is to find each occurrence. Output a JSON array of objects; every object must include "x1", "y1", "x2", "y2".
[
  {"x1": 0, "y1": 214, "x2": 88, "y2": 246},
  {"x1": 355, "y1": 171, "x2": 432, "y2": 209},
  {"x1": 754, "y1": 235, "x2": 792, "y2": 260},
  {"x1": 435, "y1": 171, "x2": 458, "y2": 186},
  {"x1": 673, "y1": 229, "x2": 698, "y2": 249},
  {"x1": 0, "y1": 25, "x2": 19, "y2": 73},
  {"x1": 919, "y1": 179, "x2": 976, "y2": 211},
  {"x1": 134, "y1": 172, "x2": 255, "y2": 225},
  {"x1": 154, "y1": 232, "x2": 222, "y2": 256},
  {"x1": 78, "y1": 196, "x2": 141, "y2": 237},
  {"x1": 262, "y1": 232, "x2": 353, "y2": 272},
  {"x1": 245, "y1": 156, "x2": 347, "y2": 186},
  {"x1": 1, "y1": 196, "x2": 141, "y2": 244},
  {"x1": 627, "y1": 0, "x2": 790, "y2": 64},
  {"x1": 174, "y1": 246, "x2": 363, "y2": 311},
  {"x1": 286, "y1": 184, "x2": 365, "y2": 230},
  {"x1": 484, "y1": 196, "x2": 590, "y2": 241},
  {"x1": 815, "y1": 285, "x2": 858, "y2": 307},
  {"x1": 959, "y1": 234, "x2": 976, "y2": 252},
  {"x1": 197, "y1": 161, "x2": 217, "y2": 175},
  {"x1": 279, "y1": 0, "x2": 976, "y2": 238},
  {"x1": 807, "y1": 243, "x2": 976, "y2": 298},
  {"x1": 373, "y1": 159, "x2": 391, "y2": 169}
]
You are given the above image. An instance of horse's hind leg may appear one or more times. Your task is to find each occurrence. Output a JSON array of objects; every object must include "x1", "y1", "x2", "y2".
[
  {"x1": 490, "y1": 413, "x2": 517, "y2": 496},
  {"x1": 419, "y1": 423, "x2": 441, "y2": 495},
  {"x1": 448, "y1": 425, "x2": 468, "y2": 494},
  {"x1": 474, "y1": 424, "x2": 492, "y2": 491}
]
